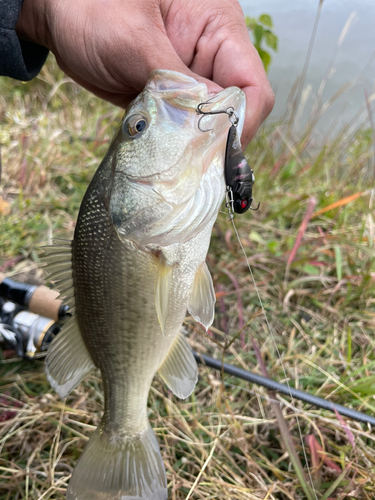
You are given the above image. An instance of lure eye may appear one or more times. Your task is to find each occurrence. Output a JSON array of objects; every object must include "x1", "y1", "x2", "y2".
[{"x1": 123, "y1": 114, "x2": 148, "y2": 138}]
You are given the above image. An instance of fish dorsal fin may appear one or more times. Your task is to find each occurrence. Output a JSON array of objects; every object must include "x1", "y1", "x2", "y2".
[
  {"x1": 43, "y1": 240, "x2": 75, "y2": 310},
  {"x1": 155, "y1": 262, "x2": 173, "y2": 336},
  {"x1": 188, "y1": 261, "x2": 216, "y2": 331},
  {"x1": 158, "y1": 332, "x2": 198, "y2": 399},
  {"x1": 45, "y1": 316, "x2": 95, "y2": 398}
]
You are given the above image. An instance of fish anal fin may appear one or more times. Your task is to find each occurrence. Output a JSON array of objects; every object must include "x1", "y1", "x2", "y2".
[
  {"x1": 158, "y1": 332, "x2": 198, "y2": 399},
  {"x1": 188, "y1": 261, "x2": 216, "y2": 331},
  {"x1": 155, "y1": 262, "x2": 173, "y2": 336},
  {"x1": 67, "y1": 425, "x2": 167, "y2": 500},
  {"x1": 45, "y1": 317, "x2": 95, "y2": 398}
]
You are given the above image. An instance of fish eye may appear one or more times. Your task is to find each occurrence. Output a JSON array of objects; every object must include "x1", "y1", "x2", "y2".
[{"x1": 123, "y1": 114, "x2": 148, "y2": 138}]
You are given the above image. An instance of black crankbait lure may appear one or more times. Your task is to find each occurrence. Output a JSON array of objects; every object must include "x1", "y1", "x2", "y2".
[
  {"x1": 196, "y1": 101, "x2": 259, "y2": 216},
  {"x1": 224, "y1": 124, "x2": 259, "y2": 214}
]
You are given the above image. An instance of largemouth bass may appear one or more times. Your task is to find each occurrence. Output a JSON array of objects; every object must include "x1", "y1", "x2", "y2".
[{"x1": 44, "y1": 70, "x2": 246, "y2": 500}]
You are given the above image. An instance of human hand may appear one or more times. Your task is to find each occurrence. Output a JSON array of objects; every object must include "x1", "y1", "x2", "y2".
[{"x1": 17, "y1": 0, "x2": 274, "y2": 146}]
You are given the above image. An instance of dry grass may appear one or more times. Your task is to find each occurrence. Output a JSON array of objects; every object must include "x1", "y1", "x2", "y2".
[{"x1": 1, "y1": 56, "x2": 375, "y2": 500}]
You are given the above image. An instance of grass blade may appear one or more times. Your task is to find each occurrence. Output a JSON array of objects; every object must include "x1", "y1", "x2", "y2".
[
  {"x1": 252, "y1": 339, "x2": 316, "y2": 500},
  {"x1": 334, "y1": 245, "x2": 342, "y2": 281},
  {"x1": 320, "y1": 467, "x2": 349, "y2": 500},
  {"x1": 312, "y1": 191, "x2": 367, "y2": 218}
]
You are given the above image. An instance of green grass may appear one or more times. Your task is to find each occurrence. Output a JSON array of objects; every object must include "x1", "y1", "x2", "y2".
[{"x1": 1, "y1": 56, "x2": 375, "y2": 499}]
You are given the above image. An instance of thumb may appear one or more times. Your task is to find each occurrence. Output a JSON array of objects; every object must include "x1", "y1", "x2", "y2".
[{"x1": 124, "y1": 29, "x2": 223, "y2": 96}]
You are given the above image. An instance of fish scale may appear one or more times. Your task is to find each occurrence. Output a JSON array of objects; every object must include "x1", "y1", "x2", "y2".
[
  {"x1": 44, "y1": 70, "x2": 247, "y2": 499},
  {"x1": 74, "y1": 177, "x2": 174, "y2": 433}
]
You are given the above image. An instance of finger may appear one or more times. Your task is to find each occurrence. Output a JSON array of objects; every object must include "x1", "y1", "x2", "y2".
[
  {"x1": 54, "y1": 56, "x2": 139, "y2": 107},
  {"x1": 210, "y1": 38, "x2": 275, "y2": 146},
  {"x1": 57, "y1": 33, "x2": 221, "y2": 109},
  {"x1": 187, "y1": 5, "x2": 275, "y2": 146},
  {"x1": 161, "y1": 0, "x2": 224, "y2": 95},
  {"x1": 98, "y1": 12, "x2": 222, "y2": 97}
]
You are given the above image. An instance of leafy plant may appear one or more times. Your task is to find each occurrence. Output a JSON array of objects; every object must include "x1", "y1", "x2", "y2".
[{"x1": 245, "y1": 14, "x2": 278, "y2": 72}]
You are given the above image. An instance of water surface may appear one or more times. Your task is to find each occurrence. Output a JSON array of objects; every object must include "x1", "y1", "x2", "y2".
[{"x1": 240, "y1": 0, "x2": 375, "y2": 134}]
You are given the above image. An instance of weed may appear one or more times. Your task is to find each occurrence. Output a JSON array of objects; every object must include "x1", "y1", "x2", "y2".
[{"x1": 1, "y1": 56, "x2": 375, "y2": 499}]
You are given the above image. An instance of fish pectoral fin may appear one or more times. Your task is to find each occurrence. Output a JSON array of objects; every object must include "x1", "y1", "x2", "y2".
[
  {"x1": 158, "y1": 332, "x2": 198, "y2": 399},
  {"x1": 188, "y1": 261, "x2": 216, "y2": 331},
  {"x1": 43, "y1": 239, "x2": 75, "y2": 310},
  {"x1": 155, "y1": 262, "x2": 173, "y2": 336},
  {"x1": 45, "y1": 316, "x2": 95, "y2": 398},
  {"x1": 67, "y1": 425, "x2": 167, "y2": 500}
]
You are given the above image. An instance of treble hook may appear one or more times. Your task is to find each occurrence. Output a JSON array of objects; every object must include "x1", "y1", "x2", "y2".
[
  {"x1": 196, "y1": 102, "x2": 239, "y2": 132},
  {"x1": 224, "y1": 187, "x2": 235, "y2": 221}
]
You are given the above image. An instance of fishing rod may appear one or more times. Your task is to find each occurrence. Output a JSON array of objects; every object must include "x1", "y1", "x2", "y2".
[
  {"x1": 193, "y1": 352, "x2": 375, "y2": 427},
  {"x1": 0, "y1": 274, "x2": 374, "y2": 426}
]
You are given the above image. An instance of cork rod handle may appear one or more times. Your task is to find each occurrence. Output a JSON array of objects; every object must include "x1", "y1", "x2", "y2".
[
  {"x1": 0, "y1": 273, "x2": 63, "y2": 321},
  {"x1": 28, "y1": 286, "x2": 62, "y2": 321}
]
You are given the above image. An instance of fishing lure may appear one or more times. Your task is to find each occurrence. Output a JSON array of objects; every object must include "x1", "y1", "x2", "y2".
[{"x1": 196, "y1": 101, "x2": 260, "y2": 217}]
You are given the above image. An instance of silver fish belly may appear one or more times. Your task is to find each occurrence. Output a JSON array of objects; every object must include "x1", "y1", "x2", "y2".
[{"x1": 44, "y1": 70, "x2": 246, "y2": 500}]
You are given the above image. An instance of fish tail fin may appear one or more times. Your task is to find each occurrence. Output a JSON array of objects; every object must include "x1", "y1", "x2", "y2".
[{"x1": 67, "y1": 424, "x2": 167, "y2": 500}]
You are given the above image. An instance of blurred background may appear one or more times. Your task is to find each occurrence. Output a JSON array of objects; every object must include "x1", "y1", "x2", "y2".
[
  {"x1": 243, "y1": 0, "x2": 375, "y2": 136},
  {"x1": 0, "y1": 1, "x2": 375, "y2": 499}
]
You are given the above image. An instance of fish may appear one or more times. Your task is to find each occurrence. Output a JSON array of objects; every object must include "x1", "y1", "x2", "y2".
[{"x1": 43, "y1": 70, "x2": 246, "y2": 500}]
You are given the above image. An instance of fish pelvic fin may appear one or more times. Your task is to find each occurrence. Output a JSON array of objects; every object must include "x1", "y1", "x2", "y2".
[
  {"x1": 158, "y1": 332, "x2": 198, "y2": 399},
  {"x1": 155, "y1": 261, "x2": 173, "y2": 336},
  {"x1": 67, "y1": 425, "x2": 167, "y2": 500},
  {"x1": 45, "y1": 316, "x2": 95, "y2": 398},
  {"x1": 43, "y1": 239, "x2": 75, "y2": 311},
  {"x1": 188, "y1": 261, "x2": 216, "y2": 331}
]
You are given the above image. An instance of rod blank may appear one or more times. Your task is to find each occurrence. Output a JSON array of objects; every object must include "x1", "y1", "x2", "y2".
[{"x1": 193, "y1": 352, "x2": 375, "y2": 427}]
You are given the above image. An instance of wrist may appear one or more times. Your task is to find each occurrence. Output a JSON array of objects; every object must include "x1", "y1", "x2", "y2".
[{"x1": 16, "y1": 0, "x2": 50, "y2": 48}]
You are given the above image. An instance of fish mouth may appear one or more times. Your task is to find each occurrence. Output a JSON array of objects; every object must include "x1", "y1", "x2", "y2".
[{"x1": 121, "y1": 74, "x2": 246, "y2": 184}]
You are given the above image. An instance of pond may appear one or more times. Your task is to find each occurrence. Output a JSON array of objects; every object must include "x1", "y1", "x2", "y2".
[{"x1": 240, "y1": 0, "x2": 375, "y2": 134}]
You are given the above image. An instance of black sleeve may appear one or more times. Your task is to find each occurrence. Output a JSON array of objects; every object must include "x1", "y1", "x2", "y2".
[{"x1": 0, "y1": 0, "x2": 49, "y2": 81}]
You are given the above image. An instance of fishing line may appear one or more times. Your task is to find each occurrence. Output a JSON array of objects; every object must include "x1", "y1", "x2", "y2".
[
  {"x1": 229, "y1": 213, "x2": 318, "y2": 500},
  {"x1": 196, "y1": 100, "x2": 318, "y2": 496}
]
